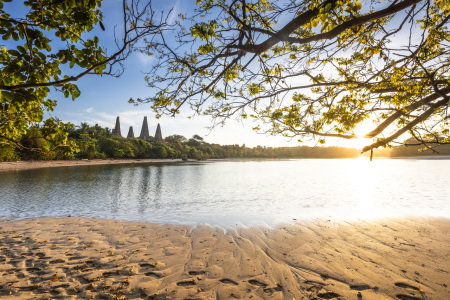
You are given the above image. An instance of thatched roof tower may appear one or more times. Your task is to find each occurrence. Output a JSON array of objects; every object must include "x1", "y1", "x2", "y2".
[
  {"x1": 139, "y1": 116, "x2": 150, "y2": 140},
  {"x1": 154, "y1": 123, "x2": 164, "y2": 142},
  {"x1": 113, "y1": 116, "x2": 121, "y2": 137},
  {"x1": 127, "y1": 126, "x2": 135, "y2": 138}
]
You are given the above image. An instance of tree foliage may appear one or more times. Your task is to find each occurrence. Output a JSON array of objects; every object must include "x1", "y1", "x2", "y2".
[
  {"x1": 137, "y1": 0, "x2": 450, "y2": 153},
  {"x1": 0, "y1": 0, "x2": 167, "y2": 153}
]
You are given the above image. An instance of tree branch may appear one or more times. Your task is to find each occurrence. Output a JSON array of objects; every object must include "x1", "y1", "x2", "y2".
[
  {"x1": 362, "y1": 98, "x2": 449, "y2": 153},
  {"x1": 230, "y1": 0, "x2": 420, "y2": 53}
]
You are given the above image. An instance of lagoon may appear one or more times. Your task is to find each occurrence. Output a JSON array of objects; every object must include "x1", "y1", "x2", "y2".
[{"x1": 0, "y1": 158, "x2": 449, "y2": 227}]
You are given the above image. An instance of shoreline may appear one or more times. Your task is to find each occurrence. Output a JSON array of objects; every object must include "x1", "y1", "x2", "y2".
[
  {"x1": 0, "y1": 217, "x2": 448, "y2": 299},
  {"x1": 3, "y1": 156, "x2": 450, "y2": 172},
  {"x1": 0, "y1": 159, "x2": 183, "y2": 172}
]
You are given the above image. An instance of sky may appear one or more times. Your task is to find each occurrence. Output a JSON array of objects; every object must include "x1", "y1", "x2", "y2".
[
  {"x1": 36, "y1": 0, "x2": 310, "y2": 148},
  {"x1": 8, "y1": 0, "x2": 372, "y2": 149}
]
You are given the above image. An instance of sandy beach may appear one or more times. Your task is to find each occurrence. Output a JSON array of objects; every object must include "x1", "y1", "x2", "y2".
[
  {"x1": 0, "y1": 159, "x2": 182, "y2": 172},
  {"x1": 0, "y1": 218, "x2": 448, "y2": 299}
]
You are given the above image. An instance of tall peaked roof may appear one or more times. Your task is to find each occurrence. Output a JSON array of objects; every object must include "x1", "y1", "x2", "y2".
[
  {"x1": 113, "y1": 116, "x2": 121, "y2": 137},
  {"x1": 139, "y1": 116, "x2": 150, "y2": 140},
  {"x1": 127, "y1": 126, "x2": 135, "y2": 138},
  {"x1": 154, "y1": 123, "x2": 164, "y2": 142}
]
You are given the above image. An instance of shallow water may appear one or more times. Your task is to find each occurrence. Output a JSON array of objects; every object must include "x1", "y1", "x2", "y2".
[{"x1": 0, "y1": 158, "x2": 449, "y2": 227}]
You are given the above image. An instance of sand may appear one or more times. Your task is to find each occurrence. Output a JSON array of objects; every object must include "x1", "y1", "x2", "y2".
[
  {"x1": 0, "y1": 159, "x2": 182, "y2": 172},
  {"x1": 0, "y1": 218, "x2": 448, "y2": 299}
]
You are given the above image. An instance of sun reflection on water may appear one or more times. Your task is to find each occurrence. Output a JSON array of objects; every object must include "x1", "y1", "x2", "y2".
[{"x1": 348, "y1": 157, "x2": 378, "y2": 219}]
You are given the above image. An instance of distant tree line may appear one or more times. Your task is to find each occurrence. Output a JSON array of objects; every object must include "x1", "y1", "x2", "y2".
[
  {"x1": 1, "y1": 124, "x2": 449, "y2": 161},
  {"x1": 387, "y1": 139, "x2": 450, "y2": 157}
]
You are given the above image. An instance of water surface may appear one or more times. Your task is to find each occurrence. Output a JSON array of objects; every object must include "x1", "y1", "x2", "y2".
[{"x1": 0, "y1": 159, "x2": 448, "y2": 227}]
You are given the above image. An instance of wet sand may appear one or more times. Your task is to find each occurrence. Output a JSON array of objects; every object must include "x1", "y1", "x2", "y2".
[
  {"x1": 0, "y1": 217, "x2": 448, "y2": 299},
  {"x1": 0, "y1": 159, "x2": 181, "y2": 172}
]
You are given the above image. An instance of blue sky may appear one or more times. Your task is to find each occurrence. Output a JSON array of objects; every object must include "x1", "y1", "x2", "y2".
[
  {"x1": 36, "y1": 0, "x2": 304, "y2": 147},
  {"x1": 4, "y1": 0, "x2": 367, "y2": 149}
]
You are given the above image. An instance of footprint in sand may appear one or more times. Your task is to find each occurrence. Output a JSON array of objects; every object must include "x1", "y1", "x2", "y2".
[
  {"x1": 177, "y1": 280, "x2": 197, "y2": 286},
  {"x1": 145, "y1": 271, "x2": 164, "y2": 278},
  {"x1": 25, "y1": 267, "x2": 41, "y2": 272},
  {"x1": 396, "y1": 295, "x2": 422, "y2": 300},
  {"x1": 248, "y1": 279, "x2": 268, "y2": 288},
  {"x1": 263, "y1": 284, "x2": 283, "y2": 294},
  {"x1": 18, "y1": 285, "x2": 39, "y2": 292},
  {"x1": 25, "y1": 267, "x2": 47, "y2": 275},
  {"x1": 220, "y1": 278, "x2": 239, "y2": 285},
  {"x1": 8, "y1": 259, "x2": 23, "y2": 267},
  {"x1": 68, "y1": 256, "x2": 86, "y2": 261},
  {"x1": 74, "y1": 275, "x2": 90, "y2": 284},
  {"x1": 24, "y1": 259, "x2": 33, "y2": 267},
  {"x1": 394, "y1": 282, "x2": 420, "y2": 291},
  {"x1": 102, "y1": 271, "x2": 121, "y2": 278},
  {"x1": 49, "y1": 259, "x2": 65, "y2": 264},
  {"x1": 350, "y1": 284, "x2": 372, "y2": 291},
  {"x1": 0, "y1": 287, "x2": 15, "y2": 297},
  {"x1": 316, "y1": 291, "x2": 342, "y2": 299},
  {"x1": 394, "y1": 283, "x2": 423, "y2": 300},
  {"x1": 53, "y1": 283, "x2": 70, "y2": 289},
  {"x1": 139, "y1": 263, "x2": 156, "y2": 268},
  {"x1": 188, "y1": 270, "x2": 206, "y2": 276}
]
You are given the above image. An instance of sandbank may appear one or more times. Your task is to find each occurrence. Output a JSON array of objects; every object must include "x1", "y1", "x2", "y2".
[
  {"x1": 0, "y1": 159, "x2": 181, "y2": 172},
  {"x1": 0, "y1": 217, "x2": 448, "y2": 299}
]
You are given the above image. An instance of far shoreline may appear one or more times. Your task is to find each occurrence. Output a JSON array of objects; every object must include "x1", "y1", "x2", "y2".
[
  {"x1": 0, "y1": 158, "x2": 184, "y2": 172},
  {"x1": 2, "y1": 155, "x2": 450, "y2": 172}
]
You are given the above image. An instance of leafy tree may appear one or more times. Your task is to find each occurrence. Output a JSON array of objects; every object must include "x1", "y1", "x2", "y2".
[
  {"x1": 153, "y1": 144, "x2": 168, "y2": 158},
  {"x1": 165, "y1": 134, "x2": 187, "y2": 143},
  {"x1": 0, "y1": 144, "x2": 17, "y2": 161},
  {"x1": 131, "y1": 138, "x2": 154, "y2": 158},
  {"x1": 0, "y1": 0, "x2": 168, "y2": 154},
  {"x1": 192, "y1": 134, "x2": 204, "y2": 141},
  {"x1": 97, "y1": 136, "x2": 135, "y2": 158},
  {"x1": 190, "y1": 148, "x2": 204, "y2": 160},
  {"x1": 137, "y1": 0, "x2": 450, "y2": 153},
  {"x1": 187, "y1": 137, "x2": 202, "y2": 147}
]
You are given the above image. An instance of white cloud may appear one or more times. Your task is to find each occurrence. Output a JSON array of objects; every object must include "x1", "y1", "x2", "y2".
[
  {"x1": 136, "y1": 52, "x2": 154, "y2": 66},
  {"x1": 167, "y1": 0, "x2": 180, "y2": 25},
  {"x1": 85, "y1": 107, "x2": 95, "y2": 113}
]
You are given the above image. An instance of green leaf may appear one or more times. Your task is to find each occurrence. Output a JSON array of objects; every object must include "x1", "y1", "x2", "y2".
[
  {"x1": 2, "y1": 91, "x2": 14, "y2": 102},
  {"x1": 8, "y1": 49, "x2": 20, "y2": 56}
]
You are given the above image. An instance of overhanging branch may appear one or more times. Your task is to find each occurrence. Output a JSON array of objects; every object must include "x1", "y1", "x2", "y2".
[{"x1": 362, "y1": 98, "x2": 449, "y2": 153}]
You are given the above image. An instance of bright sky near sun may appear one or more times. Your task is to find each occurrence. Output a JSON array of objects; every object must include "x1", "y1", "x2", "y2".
[{"x1": 41, "y1": 0, "x2": 367, "y2": 149}]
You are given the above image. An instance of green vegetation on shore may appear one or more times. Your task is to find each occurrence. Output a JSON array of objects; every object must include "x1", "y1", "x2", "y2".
[
  {"x1": 1, "y1": 123, "x2": 449, "y2": 162},
  {"x1": 0, "y1": 123, "x2": 362, "y2": 161}
]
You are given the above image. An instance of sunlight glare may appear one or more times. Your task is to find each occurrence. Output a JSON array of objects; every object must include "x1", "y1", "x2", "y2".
[
  {"x1": 350, "y1": 122, "x2": 374, "y2": 150},
  {"x1": 345, "y1": 158, "x2": 379, "y2": 219},
  {"x1": 346, "y1": 137, "x2": 371, "y2": 150}
]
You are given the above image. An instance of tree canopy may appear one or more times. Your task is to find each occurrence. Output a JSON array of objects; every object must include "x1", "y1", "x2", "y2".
[
  {"x1": 137, "y1": 0, "x2": 450, "y2": 153},
  {"x1": 0, "y1": 0, "x2": 167, "y2": 153}
]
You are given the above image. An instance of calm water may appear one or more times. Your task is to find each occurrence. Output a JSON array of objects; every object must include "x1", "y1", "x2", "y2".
[{"x1": 0, "y1": 159, "x2": 449, "y2": 227}]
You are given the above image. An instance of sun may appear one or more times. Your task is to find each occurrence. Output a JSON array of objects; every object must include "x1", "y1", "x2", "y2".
[{"x1": 347, "y1": 122, "x2": 374, "y2": 150}]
